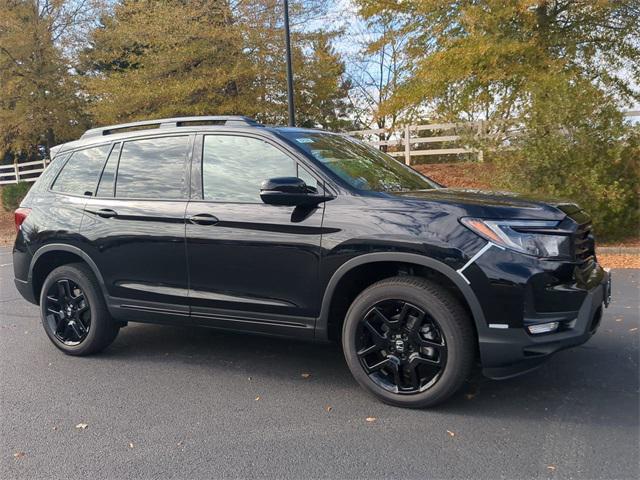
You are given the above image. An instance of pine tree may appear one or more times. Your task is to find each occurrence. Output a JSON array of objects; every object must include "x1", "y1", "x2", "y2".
[
  {"x1": 235, "y1": 0, "x2": 352, "y2": 128},
  {"x1": 80, "y1": 0, "x2": 256, "y2": 124},
  {"x1": 81, "y1": 0, "x2": 353, "y2": 129},
  {"x1": 0, "y1": 0, "x2": 90, "y2": 160}
]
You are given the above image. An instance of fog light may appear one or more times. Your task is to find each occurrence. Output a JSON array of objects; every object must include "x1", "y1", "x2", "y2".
[{"x1": 527, "y1": 322, "x2": 559, "y2": 335}]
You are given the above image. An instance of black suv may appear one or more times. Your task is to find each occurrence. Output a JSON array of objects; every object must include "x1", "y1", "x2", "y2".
[{"x1": 13, "y1": 116, "x2": 611, "y2": 407}]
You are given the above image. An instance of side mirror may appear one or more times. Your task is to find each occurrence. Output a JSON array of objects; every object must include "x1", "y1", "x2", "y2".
[{"x1": 260, "y1": 177, "x2": 333, "y2": 207}]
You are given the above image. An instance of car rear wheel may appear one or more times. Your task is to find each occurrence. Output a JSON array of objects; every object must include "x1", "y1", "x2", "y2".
[
  {"x1": 40, "y1": 263, "x2": 119, "y2": 355},
  {"x1": 342, "y1": 276, "x2": 475, "y2": 408}
]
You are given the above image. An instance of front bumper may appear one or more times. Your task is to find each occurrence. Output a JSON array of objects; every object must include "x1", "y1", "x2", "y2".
[{"x1": 480, "y1": 268, "x2": 610, "y2": 379}]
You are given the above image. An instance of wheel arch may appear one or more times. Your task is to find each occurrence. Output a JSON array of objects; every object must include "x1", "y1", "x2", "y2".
[
  {"x1": 29, "y1": 244, "x2": 108, "y2": 304},
  {"x1": 315, "y1": 252, "x2": 488, "y2": 342}
]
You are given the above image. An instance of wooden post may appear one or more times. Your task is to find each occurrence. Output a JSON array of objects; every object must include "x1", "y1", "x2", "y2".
[
  {"x1": 404, "y1": 125, "x2": 411, "y2": 165},
  {"x1": 476, "y1": 120, "x2": 484, "y2": 162},
  {"x1": 14, "y1": 163, "x2": 20, "y2": 183}
]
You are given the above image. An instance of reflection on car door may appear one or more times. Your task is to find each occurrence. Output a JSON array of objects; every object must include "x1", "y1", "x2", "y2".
[
  {"x1": 185, "y1": 133, "x2": 324, "y2": 338},
  {"x1": 81, "y1": 135, "x2": 192, "y2": 324}
]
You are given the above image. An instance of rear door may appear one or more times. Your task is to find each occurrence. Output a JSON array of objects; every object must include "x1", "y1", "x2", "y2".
[
  {"x1": 81, "y1": 135, "x2": 193, "y2": 323},
  {"x1": 185, "y1": 133, "x2": 325, "y2": 337}
]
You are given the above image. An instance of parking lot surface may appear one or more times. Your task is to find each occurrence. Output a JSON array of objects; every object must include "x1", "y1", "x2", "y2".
[{"x1": 1, "y1": 247, "x2": 638, "y2": 479}]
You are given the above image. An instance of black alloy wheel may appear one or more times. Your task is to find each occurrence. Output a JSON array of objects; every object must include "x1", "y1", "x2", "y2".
[
  {"x1": 356, "y1": 300, "x2": 446, "y2": 394},
  {"x1": 40, "y1": 263, "x2": 120, "y2": 355},
  {"x1": 342, "y1": 276, "x2": 475, "y2": 408},
  {"x1": 45, "y1": 278, "x2": 91, "y2": 345}
]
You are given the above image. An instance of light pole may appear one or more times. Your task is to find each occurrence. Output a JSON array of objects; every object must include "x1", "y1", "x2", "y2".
[{"x1": 283, "y1": 0, "x2": 295, "y2": 127}]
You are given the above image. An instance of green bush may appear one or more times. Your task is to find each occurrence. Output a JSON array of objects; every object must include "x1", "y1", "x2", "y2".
[
  {"x1": 1, "y1": 181, "x2": 32, "y2": 211},
  {"x1": 488, "y1": 85, "x2": 640, "y2": 242}
]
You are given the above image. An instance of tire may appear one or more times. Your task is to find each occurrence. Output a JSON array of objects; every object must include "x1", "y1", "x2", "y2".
[
  {"x1": 342, "y1": 276, "x2": 475, "y2": 408},
  {"x1": 40, "y1": 263, "x2": 119, "y2": 356}
]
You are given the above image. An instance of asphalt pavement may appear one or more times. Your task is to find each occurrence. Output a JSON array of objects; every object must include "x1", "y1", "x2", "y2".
[{"x1": 1, "y1": 246, "x2": 638, "y2": 480}]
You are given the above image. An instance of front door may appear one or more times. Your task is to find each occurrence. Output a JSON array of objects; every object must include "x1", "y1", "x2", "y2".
[
  {"x1": 185, "y1": 133, "x2": 324, "y2": 338},
  {"x1": 81, "y1": 135, "x2": 192, "y2": 323}
]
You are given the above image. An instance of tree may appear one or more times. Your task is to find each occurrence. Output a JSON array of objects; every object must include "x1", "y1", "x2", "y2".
[
  {"x1": 81, "y1": 0, "x2": 353, "y2": 129},
  {"x1": 295, "y1": 32, "x2": 353, "y2": 130},
  {"x1": 357, "y1": 0, "x2": 639, "y2": 123},
  {"x1": 346, "y1": 14, "x2": 411, "y2": 140},
  {"x1": 356, "y1": 0, "x2": 640, "y2": 239},
  {"x1": 232, "y1": 0, "x2": 353, "y2": 128},
  {"x1": 80, "y1": 0, "x2": 256, "y2": 124},
  {"x1": 0, "y1": 0, "x2": 94, "y2": 161}
]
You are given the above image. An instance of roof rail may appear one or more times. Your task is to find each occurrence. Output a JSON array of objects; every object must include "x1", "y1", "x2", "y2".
[{"x1": 80, "y1": 116, "x2": 261, "y2": 139}]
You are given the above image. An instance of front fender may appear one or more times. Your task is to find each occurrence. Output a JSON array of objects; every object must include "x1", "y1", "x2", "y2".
[{"x1": 314, "y1": 251, "x2": 490, "y2": 343}]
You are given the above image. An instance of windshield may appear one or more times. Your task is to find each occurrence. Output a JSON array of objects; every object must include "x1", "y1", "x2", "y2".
[{"x1": 281, "y1": 131, "x2": 438, "y2": 192}]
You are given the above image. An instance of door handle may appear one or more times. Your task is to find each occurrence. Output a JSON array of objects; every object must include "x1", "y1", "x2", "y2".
[
  {"x1": 95, "y1": 208, "x2": 118, "y2": 219},
  {"x1": 188, "y1": 213, "x2": 219, "y2": 226}
]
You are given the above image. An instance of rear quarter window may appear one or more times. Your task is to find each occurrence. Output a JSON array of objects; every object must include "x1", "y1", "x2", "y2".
[
  {"x1": 51, "y1": 145, "x2": 111, "y2": 196},
  {"x1": 29, "y1": 153, "x2": 69, "y2": 194}
]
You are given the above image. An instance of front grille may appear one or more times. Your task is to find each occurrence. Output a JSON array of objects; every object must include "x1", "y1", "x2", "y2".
[{"x1": 573, "y1": 221, "x2": 595, "y2": 264}]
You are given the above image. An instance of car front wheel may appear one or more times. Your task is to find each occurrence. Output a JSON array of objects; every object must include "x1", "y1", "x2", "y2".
[{"x1": 342, "y1": 276, "x2": 475, "y2": 408}]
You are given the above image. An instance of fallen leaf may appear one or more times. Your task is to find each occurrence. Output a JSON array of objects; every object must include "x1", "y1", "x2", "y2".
[
  {"x1": 128, "y1": 442, "x2": 134, "y2": 449},
  {"x1": 254, "y1": 396, "x2": 261, "y2": 401},
  {"x1": 365, "y1": 417, "x2": 376, "y2": 422},
  {"x1": 446, "y1": 430, "x2": 455, "y2": 437},
  {"x1": 301, "y1": 373, "x2": 311, "y2": 378},
  {"x1": 547, "y1": 465, "x2": 557, "y2": 471},
  {"x1": 75, "y1": 423, "x2": 88, "y2": 430},
  {"x1": 629, "y1": 328, "x2": 638, "y2": 332},
  {"x1": 325, "y1": 405, "x2": 333, "y2": 412},
  {"x1": 13, "y1": 451, "x2": 26, "y2": 459}
]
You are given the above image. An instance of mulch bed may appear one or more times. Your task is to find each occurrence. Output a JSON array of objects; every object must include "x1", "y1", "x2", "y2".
[
  {"x1": 596, "y1": 253, "x2": 639, "y2": 269},
  {"x1": 414, "y1": 162, "x2": 494, "y2": 190},
  {"x1": 0, "y1": 209, "x2": 14, "y2": 246}
]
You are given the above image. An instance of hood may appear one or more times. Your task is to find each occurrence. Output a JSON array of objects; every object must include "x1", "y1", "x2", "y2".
[{"x1": 390, "y1": 188, "x2": 581, "y2": 221}]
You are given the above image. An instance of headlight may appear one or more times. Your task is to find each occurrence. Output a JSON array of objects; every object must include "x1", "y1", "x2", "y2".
[{"x1": 460, "y1": 218, "x2": 572, "y2": 259}]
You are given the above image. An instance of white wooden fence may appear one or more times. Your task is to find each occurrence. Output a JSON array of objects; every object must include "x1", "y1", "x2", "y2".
[
  {"x1": 349, "y1": 109, "x2": 640, "y2": 166},
  {"x1": 0, "y1": 110, "x2": 638, "y2": 185},
  {"x1": 348, "y1": 122, "x2": 484, "y2": 165},
  {"x1": 0, "y1": 159, "x2": 48, "y2": 185}
]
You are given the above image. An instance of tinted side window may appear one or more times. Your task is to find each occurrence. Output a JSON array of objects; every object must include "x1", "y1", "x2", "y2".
[
  {"x1": 202, "y1": 135, "x2": 296, "y2": 202},
  {"x1": 33, "y1": 154, "x2": 69, "y2": 193},
  {"x1": 96, "y1": 143, "x2": 121, "y2": 198},
  {"x1": 116, "y1": 136, "x2": 189, "y2": 199},
  {"x1": 51, "y1": 145, "x2": 111, "y2": 196}
]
